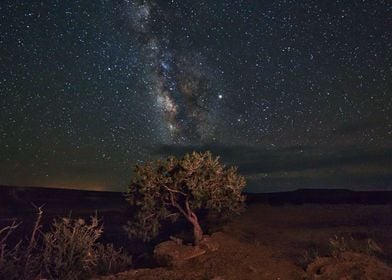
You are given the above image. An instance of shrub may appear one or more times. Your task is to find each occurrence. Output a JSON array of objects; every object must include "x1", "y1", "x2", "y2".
[
  {"x1": 42, "y1": 216, "x2": 103, "y2": 280},
  {"x1": 297, "y1": 248, "x2": 320, "y2": 269},
  {"x1": 1, "y1": 208, "x2": 132, "y2": 280},
  {"x1": 94, "y1": 243, "x2": 132, "y2": 275},
  {"x1": 329, "y1": 235, "x2": 383, "y2": 257},
  {"x1": 0, "y1": 207, "x2": 43, "y2": 280},
  {"x1": 124, "y1": 151, "x2": 246, "y2": 245}
]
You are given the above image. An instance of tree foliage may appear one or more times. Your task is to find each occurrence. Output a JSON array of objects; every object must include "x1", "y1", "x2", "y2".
[{"x1": 124, "y1": 151, "x2": 246, "y2": 244}]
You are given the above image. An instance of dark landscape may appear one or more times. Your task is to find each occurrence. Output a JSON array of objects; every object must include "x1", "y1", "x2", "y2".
[
  {"x1": 1, "y1": 185, "x2": 392, "y2": 279},
  {"x1": 1, "y1": 0, "x2": 391, "y2": 278}
]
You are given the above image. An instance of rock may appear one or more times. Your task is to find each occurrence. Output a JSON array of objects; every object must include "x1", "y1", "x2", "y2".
[
  {"x1": 153, "y1": 240, "x2": 206, "y2": 267},
  {"x1": 306, "y1": 252, "x2": 392, "y2": 280}
]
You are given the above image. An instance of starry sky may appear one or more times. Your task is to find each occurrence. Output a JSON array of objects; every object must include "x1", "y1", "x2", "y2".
[{"x1": 0, "y1": 0, "x2": 391, "y2": 192}]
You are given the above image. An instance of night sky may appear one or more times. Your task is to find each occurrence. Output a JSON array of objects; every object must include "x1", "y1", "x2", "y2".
[{"x1": 0, "y1": 0, "x2": 391, "y2": 192}]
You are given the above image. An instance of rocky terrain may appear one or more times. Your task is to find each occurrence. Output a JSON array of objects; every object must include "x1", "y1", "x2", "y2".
[
  {"x1": 1, "y1": 186, "x2": 392, "y2": 279},
  {"x1": 96, "y1": 202, "x2": 392, "y2": 279}
]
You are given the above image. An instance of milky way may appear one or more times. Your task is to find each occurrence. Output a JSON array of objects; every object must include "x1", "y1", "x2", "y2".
[
  {"x1": 129, "y1": 0, "x2": 219, "y2": 144},
  {"x1": 0, "y1": 0, "x2": 390, "y2": 191}
]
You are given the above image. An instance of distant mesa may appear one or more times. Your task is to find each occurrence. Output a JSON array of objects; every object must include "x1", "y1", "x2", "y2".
[{"x1": 1, "y1": 185, "x2": 392, "y2": 213}]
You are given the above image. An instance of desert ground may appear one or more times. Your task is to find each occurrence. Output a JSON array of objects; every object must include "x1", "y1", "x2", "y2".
[
  {"x1": 1, "y1": 186, "x2": 392, "y2": 279},
  {"x1": 95, "y1": 203, "x2": 392, "y2": 280}
]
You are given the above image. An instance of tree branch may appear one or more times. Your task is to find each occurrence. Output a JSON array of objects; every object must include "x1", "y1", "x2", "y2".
[
  {"x1": 165, "y1": 213, "x2": 178, "y2": 218},
  {"x1": 143, "y1": 213, "x2": 156, "y2": 223},
  {"x1": 0, "y1": 221, "x2": 21, "y2": 244},
  {"x1": 162, "y1": 185, "x2": 186, "y2": 196},
  {"x1": 169, "y1": 192, "x2": 189, "y2": 220},
  {"x1": 185, "y1": 200, "x2": 198, "y2": 222}
]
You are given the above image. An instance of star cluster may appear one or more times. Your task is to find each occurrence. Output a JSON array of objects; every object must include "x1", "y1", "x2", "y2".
[{"x1": 0, "y1": 0, "x2": 390, "y2": 191}]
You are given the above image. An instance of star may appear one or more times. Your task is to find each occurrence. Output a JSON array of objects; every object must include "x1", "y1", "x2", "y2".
[{"x1": 0, "y1": 0, "x2": 389, "y2": 191}]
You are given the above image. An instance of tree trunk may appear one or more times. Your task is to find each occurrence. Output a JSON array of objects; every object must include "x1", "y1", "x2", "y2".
[
  {"x1": 192, "y1": 219, "x2": 203, "y2": 245},
  {"x1": 188, "y1": 211, "x2": 203, "y2": 245},
  {"x1": 169, "y1": 194, "x2": 204, "y2": 245}
]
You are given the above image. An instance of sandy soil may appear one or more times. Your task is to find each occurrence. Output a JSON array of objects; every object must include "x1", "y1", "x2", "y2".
[{"x1": 94, "y1": 203, "x2": 392, "y2": 280}]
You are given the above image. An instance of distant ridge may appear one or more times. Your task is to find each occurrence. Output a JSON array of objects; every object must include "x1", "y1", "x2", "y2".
[
  {"x1": 0, "y1": 184, "x2": 124, "y2": 193},
  {"x1": 0, "y1": 185, "x2": 126, "y2": 217},
  {"x1": 245, "y1": 188, "x2": 392, "y2": 204},
  {"x1": 1, "y1": 185, "x2": 392, "y2": 209},
  {"x1": 0, "y1": 185, "x2": 133, "y2": 255}
]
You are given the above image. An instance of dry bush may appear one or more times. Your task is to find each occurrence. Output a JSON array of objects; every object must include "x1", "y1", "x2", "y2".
[
  {"x1": 0, "y1": 221, "x2": 21, "y2": 278},
  {"x1": 94, "y1": 243, "x2": 132, "y2": 275},
  {"x1": 297, "y1": 248, "x2": 320, "y2": 270},
  {"x1": 329, "y1": 235, "x2": 383, "y2": 257},
  {"x1": 42, "y1": 216, "x2": 103, "y2": 280},
  {"x1": 1, "y1": 209, "x2": 133, "y2": 280},
  {"x1": 0, "y1": 206, "x2": 43, "y2": 280}
]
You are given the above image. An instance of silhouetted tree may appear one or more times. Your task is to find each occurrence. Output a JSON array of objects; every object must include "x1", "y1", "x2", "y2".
[{"x1": 124, "y1": 151, "x2": 246, "y2": 245}]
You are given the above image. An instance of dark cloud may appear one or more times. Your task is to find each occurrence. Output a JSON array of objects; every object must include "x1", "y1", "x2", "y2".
[
  {"x1": 154, "y1": 143, "x2": 392, "y2": 192},
  {"x1": 153, "y1": 143, "x2": 392, "y2": 175}
]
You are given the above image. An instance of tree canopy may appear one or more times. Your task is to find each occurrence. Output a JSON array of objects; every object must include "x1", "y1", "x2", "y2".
[{"x1": 124, "y1": 151, "x2": 246, "y2": 244}]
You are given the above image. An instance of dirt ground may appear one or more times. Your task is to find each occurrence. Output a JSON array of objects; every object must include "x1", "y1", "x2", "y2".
[{"x1": 95, "y1": 203, "x2": 392, "y2": 280}]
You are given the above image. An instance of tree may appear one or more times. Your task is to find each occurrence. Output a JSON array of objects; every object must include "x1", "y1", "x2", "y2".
[{"x1": 124, "y1": 151, "x2": 246, "y2": 245}]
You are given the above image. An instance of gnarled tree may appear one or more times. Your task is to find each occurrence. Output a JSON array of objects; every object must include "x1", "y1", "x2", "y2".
[{"x1": 124, "y1": 151, "x2": 246, "y2": 245}]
